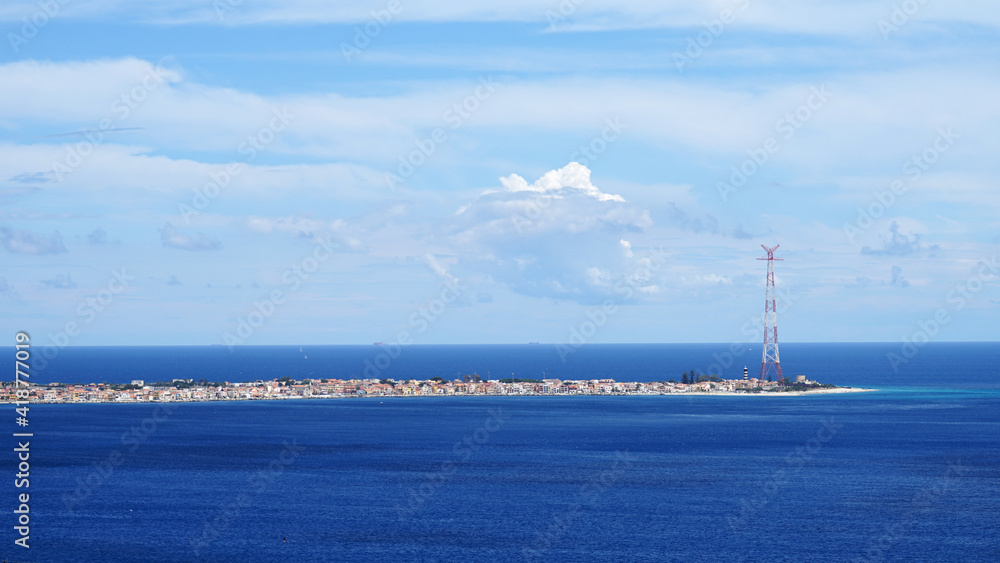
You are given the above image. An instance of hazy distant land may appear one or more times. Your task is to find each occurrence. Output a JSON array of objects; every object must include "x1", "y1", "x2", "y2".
[{"x1": 4, "y1": 376, "x2": 875, "y2": 404}]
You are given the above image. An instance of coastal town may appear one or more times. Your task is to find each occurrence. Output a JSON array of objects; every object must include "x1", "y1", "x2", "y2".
[{"x1": 2, "y1": 373, "x2": 865, "y2": 404}]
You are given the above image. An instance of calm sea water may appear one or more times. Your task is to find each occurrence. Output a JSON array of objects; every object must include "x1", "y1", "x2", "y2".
[{"x1": 3, "y1": 343, "x2": 999, "y2": 562}]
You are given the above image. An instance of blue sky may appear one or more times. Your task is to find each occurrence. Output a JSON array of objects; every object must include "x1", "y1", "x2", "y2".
[{"x1": 0, "y1": 0, "x2": 997, "y2": 346}]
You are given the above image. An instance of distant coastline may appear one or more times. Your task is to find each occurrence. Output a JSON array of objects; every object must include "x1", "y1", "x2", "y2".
[
  {"x1": 2, "y1": 377, "x2": 875, "y2": 404},
  {"x1": 672, "y1": 386, "x2": 875, "y2": 397}
]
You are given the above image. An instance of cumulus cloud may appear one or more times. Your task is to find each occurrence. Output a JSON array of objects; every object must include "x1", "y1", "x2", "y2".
[
  {"x1": 0, "y1": 226, "x2": 67, "y2": 254},
  {"x1": 447, "y1": 163, "x2": 656, "y2": 302},
  {"x1": 159, "y1": 223, "x2": 221, "y2": 251},
  {"x1": 862, "y1": 221, "x2": 936, "y2": 256},
  {"x1": 495, "y1": 162, "x2": 626, "y2": 202},
  {"x1": 39, "y1": 274, "x2": 77, "y2": 289},
  {"x1": 454, "y1": 162, "x2": 647, "y2": 234},
  {"x1": 620, "y1": 239, "x2": 633, "y2": 258}
]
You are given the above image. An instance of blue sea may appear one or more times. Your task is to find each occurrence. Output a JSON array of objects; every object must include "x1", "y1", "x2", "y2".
[{"x1": 3, "y1": 343, "x2": 999, "y2": 562}]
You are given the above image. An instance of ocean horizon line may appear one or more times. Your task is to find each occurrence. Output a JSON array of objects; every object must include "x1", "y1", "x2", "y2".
[{"x1": 2, "y1": 340, "x2": 998, "y2": 348}]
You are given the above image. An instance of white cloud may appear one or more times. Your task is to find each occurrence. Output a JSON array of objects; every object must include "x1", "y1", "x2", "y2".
[
  {"x1": 246, "y1": 216, "x2": 332, "y2": 236},
  {"x1": 497, "y1": 161, "x2": 625, "y2": 202},
  {"x1": 0, "y1": 143, "x2": 386, "y2": 208},
  {"x1": 620, "y1": 238, "x2": 633, "y2": 257},
  {"x1": 2, "y1": 1, "x2": 997, "y2": 35},
  {"x1": 861, "y1": 221, "x2": 937, "y2": 257},
  {"x1": 446, "y1": 163, "x2": 655, "y2": 302},
  {"x1": 0, "y1": 225, "x2": 67, "y2": 254},
  {"x1": 159, "y1": 223, "x2": 221, "y2": 251},
  {"x1": 0, "y1": 58, "x2": 182, "y2": 127},
  {"x1": 423, "y1": 253, "x2": 460, "y2": 288},
  {"x1": 2, "y1": 59, "x2": 998, "y2": 184},
  {"x1": 39, "y1": 273, "x2": 77, "y2": 289}
]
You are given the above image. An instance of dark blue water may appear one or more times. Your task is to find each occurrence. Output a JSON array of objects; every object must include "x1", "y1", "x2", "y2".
[{"x1": 3, "y1": 344, "x2": 999, "y2": 562}]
